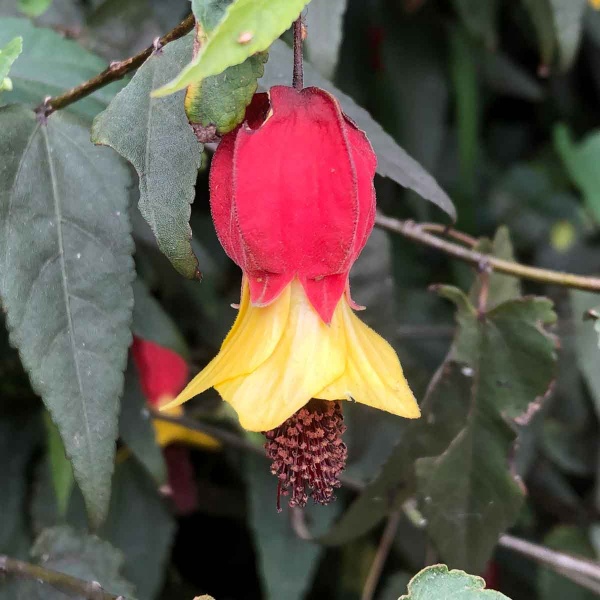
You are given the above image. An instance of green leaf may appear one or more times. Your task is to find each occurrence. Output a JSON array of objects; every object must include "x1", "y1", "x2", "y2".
[
  {"x1": 185, "y1": 50, "x2": 268, "y2": 135},
  {"x1": 571, "y1": 290, "x2": 600, "y2": 418},
  {"x1": 18, "y1": 0, "x2": 52, "y2": 17},
  {"x1": 0, "y1": 36, "x2": 22, "y2": 93},
  {"x1": 0, "y1": 18, "x2": 124, "y2": 119},
  {"x1": 92, "y1": 36, "x2": 202, "y2": 279},
  {"x1": 99, "y1": 459, "x2": 176, "y2": 600},
  {"x1": 549, "y1": 0, "x2": 587, "y2": 70},
  {"x1": 305, "y1": 0, "x2": 348, "y2": 78},
  {"x1": 554, "y1": 124, "x2": 600, "y2": 223},
  {"x1": 132, "y1": 277, "x2": 188, "y2": 358},
  {"x1": 0, "y1": 105, "x2": 135, "y2": 528},
  {"x1": 44, "y1": 412, "x2": 74, "y2": 519},
  {"x1": 26, "y1": 526, "x2": 135, "y2": 599},
  {"x1": 153, "y1": 0, "x2": 311, "y2": 97},
  {"x1": 399, "y1": 564, "x2": 511, "y2": 599},
  {"x1": 246, "y1": 454, "x2": 340, "y2": 600},
  {"x1": 192, "y1": 0, "x2": 233, "y2": 32},
  {"x1": 453, "y1": 0, "x2": 499, "y2": 49},
  {"x1": 261, "y1": 40, "x2": 457, "y2": 220},
  {"x1": 538, "y1": 527, "x2": 598, "y2": 600},
  {"x1": 119, "y1": 358, "x2": 167, "y2": 486}
]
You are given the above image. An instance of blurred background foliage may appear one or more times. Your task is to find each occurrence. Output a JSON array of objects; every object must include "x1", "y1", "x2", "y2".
[{"x1": 1, "y1": 0, "x2": 600, "y2": 598}]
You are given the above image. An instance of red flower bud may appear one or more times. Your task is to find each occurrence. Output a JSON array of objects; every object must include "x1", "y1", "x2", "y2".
[{"x1": 210, "y1": 86, "x2": 377, "y2": 324}]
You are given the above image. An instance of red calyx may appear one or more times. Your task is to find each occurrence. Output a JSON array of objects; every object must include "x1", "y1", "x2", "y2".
[{"x1": 210, "y1": 86, "x2": 377, "y2": 324}]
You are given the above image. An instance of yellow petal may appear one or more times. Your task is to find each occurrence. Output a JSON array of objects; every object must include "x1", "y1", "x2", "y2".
[
  {"x1": 590, "y1": 0, "x2": 600, "y2": 9},
  {"x1": 217, "y1": 279, "x2": 347, "y2": 431},
  {"x1": 316, "y1": 298, "x2": 420, "y2": 419},
  {"x1": 153, "y1": 403, "x2": 220, "y2": 449},
  {"x1": 161, "y1": 279, "x2": 290, "y2": 412}
]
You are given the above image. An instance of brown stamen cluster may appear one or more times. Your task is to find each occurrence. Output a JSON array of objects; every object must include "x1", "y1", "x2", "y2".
[{"x1": 263, "y1": 400, "x2": 347, "y2": 511}]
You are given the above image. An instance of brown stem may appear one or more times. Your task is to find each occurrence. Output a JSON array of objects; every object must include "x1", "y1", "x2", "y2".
[
  {"x1": 292, "y1": 16, "x2": 304, "y2": 91},
  {"x1": 36, "y1": 14, "x2": 196, "y2": 118},
  {"x1": 0, "y1": 555, "x2": 125, "y2": 599},
  {"x1": 376, "y1": 214, "x2": 600, "y2": 292},
  {"x1": 361, "y1": 510, "x2": 402, "y2": 600}
]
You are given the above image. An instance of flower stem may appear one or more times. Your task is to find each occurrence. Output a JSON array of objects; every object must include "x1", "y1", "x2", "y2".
[
  {"x1": 293, "y1": 16, "x2": 304, "y2": 91},
  {"x1": 376, "y1": 213, "x2": 600, "y2": 293},
  {"x1": 0, "y1": 555, "x2": 125, "y2": 599},
  {"x1": 36, "y1": 14, "x2": 196, "y2": 118}
]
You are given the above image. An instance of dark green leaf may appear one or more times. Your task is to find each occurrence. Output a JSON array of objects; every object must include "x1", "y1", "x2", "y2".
[
  {"x1": 0, "y1": 105, "x2": 135, "y2": 528},
  {"x1": 26, "y1": 526, "x2": 135, "y2": 599},
  {"x1": 305, "y1": 0, "x2": 348, "y2": 78},
  {"x1": 399, "y1": 564, "x2": 511, "y2": 599},
  {"x1": 154, "y1": 0, "x2": 311, "y2": 96},
  {"x1": 132, "y1": 277, "x2": 188, "y2": 358},
  {"x1": 554, "y1": 124, "x2": 600, "y2": 223},
  {"x1": 185, "y1": 50, "x2": 268, "y2": 134},
  {"x1": 538, "y1": 526, "x2": 598, "y2": 600},
  {"x1": 246, "y1": 454, "x2": 340, "y2": 600},
  {"x1": 0, "y1": 36, "x2": 22, "y2": 92},
  {"x1": 453, "y1": 0, "x2": 499, "y2": 49},
  {"x1": 99, "y1": 459, "x2": 176, "y2": 600},
  {"x1": 522, "y1": 0, "x2": 556, "y2": 68},
  {"x1": 119, "y1": 358, "x2": 167, "y2": 486},
  {"x1": 261, "y1": 40, "x2": 456, "y2": 220},
  {"x1": 18, "y1": 0, "x2": 52, "y2": 17},
  {"x1": 44, "y1": 412, "x2": 74, "y2": 519},
  {"x1": 92, "y1": 36, "x2": 202, "y2": 279},
  {"x1": 192, "y1": 0, "x2": 233, "y2": 32},
  {"x1": 0, "y1": 18, "x2": 124, "y2": 119},
  {"x1": 480, "y1": 51, "x2": 545, "y2": 102}
]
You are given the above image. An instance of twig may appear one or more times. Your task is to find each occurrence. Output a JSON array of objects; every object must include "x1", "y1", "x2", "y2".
[
  {"x1": 376, "y1": 214, "x2": 600, "y2": 292},
  {"x1": 499, "y1": 535, "x2": 600, "y2": 595},
  {"x1": 36, "y1": 14, "x2": 196, "y2": 117},
  {"x1": 361, "y1": 510, "x2": 403, "y2": 600},
  {"x1": 292, "y1": 15, "x2": 304, "y2": 91},
  {"x1": 0, "y1": 555, "x2": 125, "y2": 599}
]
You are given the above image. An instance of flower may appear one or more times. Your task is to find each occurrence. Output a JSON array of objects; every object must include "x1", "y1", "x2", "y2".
[
  {"x1": 590, "y1": 0, "x2": 600, "y2": 9},
  {"x1": 161, "y1": 85, "x2": 420, "y2": 506},
  {"x1": 162, "y1": 86, "x2": 420, "y2": 432}
]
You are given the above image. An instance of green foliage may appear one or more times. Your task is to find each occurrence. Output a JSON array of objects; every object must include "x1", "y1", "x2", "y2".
[
  {"x1": 192, "y1": 0, "x2": 233, "y2": 32},
  {"x1": 0, "y1": 18, "x2": 124, "y2": 119},
  {"x1": 92, "y1": 35, "x2": 202, "y2": 279},
  {"x1": 0, "y1": 106, "x2": 134, "y2": 528},
  {"x1": 44, "y1": 413, "x2": 74, "y2": 518},
  {"x1": 0, "y1": 36, "x2": 21, "y2": 92},
  {"x1": 399, "y1": 564, "x2": 511, "y2": 599},
  {"x1": 18, "y1": 0, "x2": 52, "y2": 17},
  {"x1": 153, "y1": 0, "x2": 311, "y2": 97},
  {"x1": 185, "y1": 50, "x2": 268, "y2": 134}
]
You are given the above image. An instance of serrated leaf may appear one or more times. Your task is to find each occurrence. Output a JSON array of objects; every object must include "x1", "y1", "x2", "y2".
[
  {"x1": 0, "y1": 18, "x2": 124, "y2": 119},
  {"x1": 192, "y1": 0, "x2": 233, "y2": 32},
  {"x1": 305, "y1": 0, "x2": 348, "y2": 78},
  {"x1": 261, "y1": 40, "x2": 456, "y2": 220},
  {"x1": 0, "y1": 36, "x2": 22, "y2": 93},
  {"x1": 554, "y1": 124, "x2": 600, "y2": 223},
  {"x1": 27, "y1": 526, "x2": 135, "y2": 599},
  {"x1": 185, "y1": 50, "x2": 268, "y2": 134},
  {"x1": 18, "y1": 0, "x2": 52, "y2": 17},
  {"x1": 0, "y1": 105, "x2": 135, "y2": 528},
  {"x1": 399, "y1": 564, "x2": 511, "y2": 599},
  {"x1": 119, "y1": 358, "x2": 167, "y2": 486},
  {"x1": 92, "y1": 36, "x2": 202, "y2": 279},
  {"x1": 153, "y1": 0, "x2": 311, "y2": 97}
]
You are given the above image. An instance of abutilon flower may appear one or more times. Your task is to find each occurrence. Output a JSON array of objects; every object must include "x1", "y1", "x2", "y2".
[
  {"x1": 132, "y1": 337, "x2": 218, "y2": 514},
  {"x1": 162, "y1": 86, "x2": 420, "y2": 508}
]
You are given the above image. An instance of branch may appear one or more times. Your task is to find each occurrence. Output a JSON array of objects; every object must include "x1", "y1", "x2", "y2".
[
  {"x1": 499, "y1": 534, "x2": 600, "y2": 596},
  {"x1": 376, "y1": 214, "x2": 600, "y2": 293},
  {"x1": 37, "y1": 14, "x2": 196, "y2": 117},
  {"x1": 0, "y1": 555, "x2": 125, "y2": 599}
]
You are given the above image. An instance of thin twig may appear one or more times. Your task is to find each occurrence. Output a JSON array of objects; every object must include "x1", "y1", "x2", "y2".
[
  {"x1": 376, "y1": 214, "x2": 600, "y2": 293},
  {"x1": 292, "y1": 16, "x2": 304, "y2": 90},
  {"x1": 499, "y1": 534, "x2": 600, "y2": 595},
  {"x1": 419, "y1": 223, "x2": 478, "y2": 247},
  {"x1": 0, "y1": 555, "x2": 125, "y2": 599},
  {"x1": 36, "y1": 14, "x2": 196, "y2": 117},
  {"x1": 361, "y1": 510, "x2": 403, "y2": 600}
]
